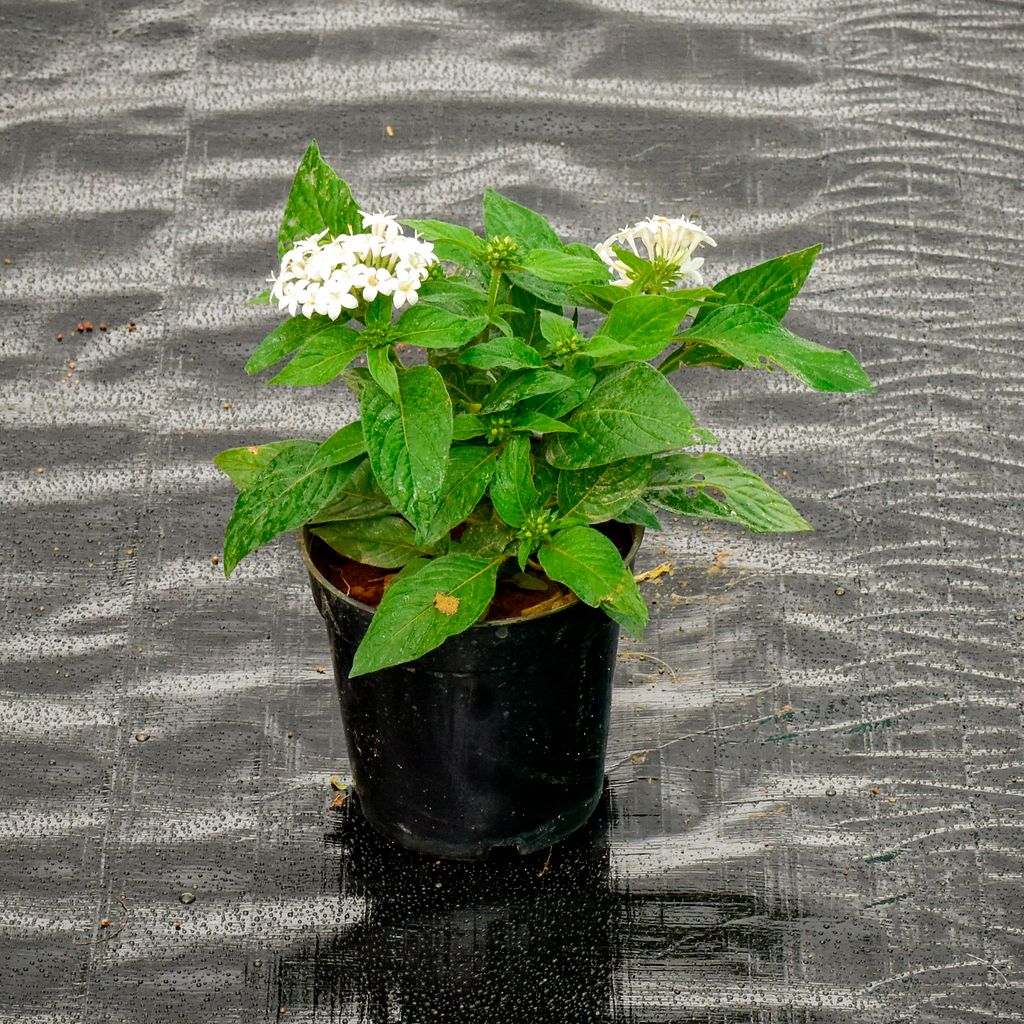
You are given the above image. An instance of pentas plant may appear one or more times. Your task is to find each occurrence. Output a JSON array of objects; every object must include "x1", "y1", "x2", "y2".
[{"x1": 215, "y1": 141, "x2": 873, "y2": 676}]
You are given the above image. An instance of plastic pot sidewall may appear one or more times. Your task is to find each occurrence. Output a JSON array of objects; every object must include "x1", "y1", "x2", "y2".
[{"x1": 302, "y1": 525, "x2": 643, "y2": 859}]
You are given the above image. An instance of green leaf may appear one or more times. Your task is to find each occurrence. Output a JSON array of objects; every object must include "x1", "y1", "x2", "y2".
[
  {"x1": 574, "y1": 282, "x2": 642, "y2": 311},
  {"x1": 646, "y1": 453, "x2": 813, "y2": 532},
  {"x1": 312, "y1": 516, "x2": 439, "y2": 568},
  {"x1": 349, "y1": 554, "x2": 502, "y2": 676},
  {"x1": 697, "y1": 244, "x2": 821, "y2": 323},
  {"x1": 223, "y1": 443, "x2": 357, "y2": 574},
  {"x1": 437, "y1": 363, "x2": 488, "y2": 409},
  {"x1": 507, "y1": 570, "x2": 549, "y2": 592},
  {"x1": 416, "y1": 279, "x2": 490, "y2": 318},
  {"x1": 505, "y1": 271, "x2": 579, "y2": 308},
  {"x1": 246, "y1": 314, "x2": 354, "y2": 376},
  {"x1": 663, "y1": 303, "x2": 874, "y2": 392},
  {"x1": 557, "y1": 457, "x2": 653, "y2": 524},
  {"x1": 402, "y1": 219, "x2": 486, "y2": 257},
  {"x1": 538, "y1": 310, "x2": 581, "y2": 352},
  {"x1": 590, "y1": 294, "x2": 691, "y2": 362},
  {"x1": 433, "y1": 243, "x2": 489, "y2": 274},
  {"x1": 366, "y1": 345, "x2": 399, "y2": 401},
  {"x1": 547, "y1": 363, "x2": 714, "y2": 469},
  {"x1": 562, "y1": 242, "x2": 608, "y2": 269},
  {"x1": 213, "y1": 440, "x2": 305, "y2": 491},
  {"x1": 248, "y1": 289, "x2": 272, "y2": 306},
  {"x1": 490, "y1": 434, "x2": 539, "y2": 527},
  {"x1": 510, "y1": 410, "x2": 576, "y2": 434},
  {"x1": 483, "y1": 188, "x2": 561, "y2": 251},
  {"x1": 580, "y1": 335, "x2": 635, "y2": 361},
  {"x1": 507, "y1": 283, "x2": 561, "y2": 345},
  {"x1": 611, "y1": 245, "x2": 650, "y2": 276},
  {"x1": 520, "y1": 248, "x2": 611, "y2": 285},
  {"x1": 364, "y1": 295, "x2": 393, "y2": 327},
  {"x1": 616, "y1": 499, "x2": 662, "y2": 530},
  {"x1": 457, "y1": 520, "x2": 516, "y2": 558},
  {"x1": 458, "y1": 337, "x2": 543, "y2": 370},
  {"x1": 360, "y1": 367, "x2": 453, "y2": 531},
  {"x1": 418, "y1": 445, "x2": 500, "y2": 545},
  {"x1": 481, "y1": 368, "x2": 574, "y2": 413},
  {"x1": 517, "y1": 537, "x2": 533, "y2": 571},
  {"x1": 394, "y1": 304, "x2": 488, "y2": 349},
  {"x1": 453, "y1": 413, "x2": 488, "y2": 440},
  {"x1": 664, "y1": 342, "x2": 744, "y2": 371},
  {"x1": 278, "y1": 140, "x2": 361, "y2": 257},
  {"x1": 532, "y1": 457, "x2": 558, "y2": 504},
  {"x1": 341, "y1": 366, "x2": 372, "y2": 399},
  {"x1": 668, "y1": 286, "x2": 722, "y2": 308},
  {"x1": 521, "y1": 367, "x2": 596, "y2": 420},
  {"x1": 268, "y1": 324, "x2": 365, "y2": 386},
  {"x1": 309, "y1": 457, "x2": 394, "y2": 523},
  {"x1": 538, "y1": 526, "x2": 647, "y2": 638},
  {"x1": 309, "y1": 421, "x2": 367, "y2": 470},
  {"x1": 486, "y1": 313, "x2": 515, "y2": 338}
]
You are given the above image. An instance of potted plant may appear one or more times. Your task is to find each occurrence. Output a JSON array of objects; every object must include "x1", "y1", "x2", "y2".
[{"x1": 215, "y1": 141, "x2": 873, "y2": 859}]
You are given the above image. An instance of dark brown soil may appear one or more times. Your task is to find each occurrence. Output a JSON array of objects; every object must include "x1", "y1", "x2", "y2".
[
  {"x1": 319, "y1": 553, "x2": 399, "y2": 607},
  {"x1": 311, "y1": 520, "x2": 636, "y2": 622}
]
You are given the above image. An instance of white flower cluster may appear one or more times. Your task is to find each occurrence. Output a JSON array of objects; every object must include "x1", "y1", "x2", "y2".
[
  {"x1": 596, "y1": 215, "x2": 716, "y2": 288},
  {"x1": 270, "y1": 211, "x2": 437, "y2": 320}
]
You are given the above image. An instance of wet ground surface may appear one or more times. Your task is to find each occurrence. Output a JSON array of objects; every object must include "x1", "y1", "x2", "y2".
[{"x1": 2, "y1": 1, "x2": 1023, "y2": 1021}]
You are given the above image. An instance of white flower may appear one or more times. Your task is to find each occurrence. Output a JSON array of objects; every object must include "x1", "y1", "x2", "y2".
[
  {"x1": 597, "y1": 215, "x2": 715, "y2": 288},
  {"x1": 383, "y1": 238, "x2": 435, "y2": 284},
  {"x1": 305, "y1": 246, "x2": 340, "y2": 283},
  {"x1": 391, "y1": 269, "x2": 421, "y2": 309},
  {"x1": 300, "y1": 282, "x2": 319, "y2": 319},
  {"x1": 317, "y1": 238, "x2": 349, "y2": 271},
  {"x1": 267, "y1": 217, "x2": 433, "y2": 319},
  {"x1": 406, "y1": 247, "x2": 435, "y2": 279},
  {"x1": 345, "y1": 233, "x2": 383, "y2": 262},
  {"x1": 278, "y1": 279, "x2": 310, "y2": 317},
  {"x1": 314, "y1": 271, "x2": 361, "y2": 320},
  {"x1": 593, "y1": 241, "x2": 632, "y2": 286},
  {"x1": 279, "y1": 230, "x2": 328, "y2": 275},
  {"x1": 359, "y1": 265, "x2": 395, "y2": 302},
  {"x1": 360, "y1": 209, "x2": 401, "y2": 242}
]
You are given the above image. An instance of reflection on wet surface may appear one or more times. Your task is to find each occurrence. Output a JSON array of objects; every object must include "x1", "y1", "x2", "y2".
[
  {"x1": 274, "y1": 791, "x2": 819, "y2": 1023},
  {"x1": 279, "y1": 794, "x2": 614, "y2": 1022}
]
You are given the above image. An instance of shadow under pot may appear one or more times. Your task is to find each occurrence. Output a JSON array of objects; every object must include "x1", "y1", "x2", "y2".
[{"x1": 301, "y1": 523, "x2": 642, "y2": 860}]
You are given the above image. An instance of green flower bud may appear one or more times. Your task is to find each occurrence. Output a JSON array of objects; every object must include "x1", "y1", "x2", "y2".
[
  {"x1": 517, "y1": 507, "x2": 557, "y2": 543},
  {"x1": 485, "y1": 235, "x2": 520, "y2": 271},
  {"x1": 485, "y1": 415, "x2": 514, "y2": 444},
  {"x1": 361, "y1": 324, "x2": 396, "y2": 349}
]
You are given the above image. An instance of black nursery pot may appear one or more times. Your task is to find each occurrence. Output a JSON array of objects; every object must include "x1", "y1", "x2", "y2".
[{"x1": 301, "y1": 525, "x2": 642, "y2": 860}]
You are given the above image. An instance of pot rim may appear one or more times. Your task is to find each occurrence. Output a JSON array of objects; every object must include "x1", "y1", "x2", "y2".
[{"x1": 299, "y1": 522, "x2": 644, "y2": 629}]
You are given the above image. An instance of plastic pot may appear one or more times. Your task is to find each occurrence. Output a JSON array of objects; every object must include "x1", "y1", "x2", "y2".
[{"x1": 301, "y1": 525, "x2": 642, "y2": 860}]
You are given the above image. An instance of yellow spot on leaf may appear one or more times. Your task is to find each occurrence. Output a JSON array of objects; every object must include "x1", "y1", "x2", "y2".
[
  {"x1": 434, "y1": 592, "x2": 460, "y2": 616},
  {"x1": 247, "y1": 446, "x2": 260, "y2": 455}
]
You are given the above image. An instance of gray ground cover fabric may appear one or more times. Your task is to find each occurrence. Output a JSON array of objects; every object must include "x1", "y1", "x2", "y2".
[{"x1": 2, "y1": 1, "x2": 1022, "y2": 1020}]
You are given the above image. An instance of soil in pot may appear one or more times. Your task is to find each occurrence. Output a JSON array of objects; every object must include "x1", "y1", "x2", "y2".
[{"x1": 312, "y1": 519, "x2": 635, "y2": 620}]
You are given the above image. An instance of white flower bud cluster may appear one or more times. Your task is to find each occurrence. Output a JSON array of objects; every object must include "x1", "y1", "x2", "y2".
[
  {"x1": 270, "y1": 211, "x2": 437, "y2": 320},
  {"x1": 595, "y1": 215, "x2": 716, "y2": 288}
]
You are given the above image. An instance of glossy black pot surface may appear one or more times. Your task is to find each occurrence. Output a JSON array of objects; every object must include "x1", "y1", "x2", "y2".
[{"x1": 302, "y1": 526, "x2": 642, "y2": 859}]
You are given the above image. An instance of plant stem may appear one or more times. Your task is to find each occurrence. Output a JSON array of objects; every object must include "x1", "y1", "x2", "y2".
[{"x1": 485, "y1": 268, "x2": 503, "y2": 321}]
